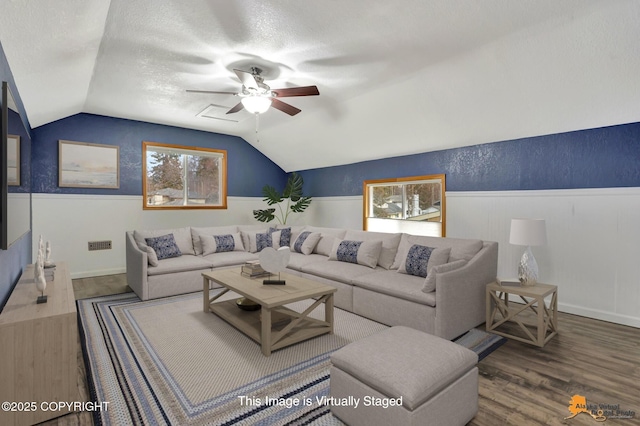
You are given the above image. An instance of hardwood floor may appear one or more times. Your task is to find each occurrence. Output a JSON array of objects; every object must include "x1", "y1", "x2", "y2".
[
  {"x1": 472, "y1": 311, "x2": 640, "y2": 426},
  {"x1": 43, "y1": 275, "x2": 639, "y2": 425}
]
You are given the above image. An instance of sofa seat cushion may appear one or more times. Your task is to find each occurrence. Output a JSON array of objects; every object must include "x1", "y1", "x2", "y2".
[
  {"x1": 203, "y1": 251, "x2": 258, "y2": 268},
  {"x1": 147, "y1": 255, "x2": 213, "y2": 276},
  {"x1": 352, "y1": 270, "x2": 436, "y2": 306},
  {"x1": 287, "y1": 252, "x2": 328, "y2": 271},
  {"x1": 301, "y1": 258, "x2": 383, "y2": 285}
]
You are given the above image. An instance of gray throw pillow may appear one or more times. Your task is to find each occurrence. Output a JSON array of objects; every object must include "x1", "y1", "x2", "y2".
[
  {"x1": 146, "y1": 246, "x2": 159, "y2": 266},
  {"x1": 422, "y1": 259, "x2": 468, "y2": 293}
]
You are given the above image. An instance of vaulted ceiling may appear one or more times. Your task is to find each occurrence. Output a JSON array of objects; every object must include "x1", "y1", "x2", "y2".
[{"x1": 1, "y1": 1, "x2": 639, "y2": 171}]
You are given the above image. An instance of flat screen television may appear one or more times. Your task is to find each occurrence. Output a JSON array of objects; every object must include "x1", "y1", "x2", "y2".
[{"x1": 1, "y1": 81, "x2": 31, "y2": 250}]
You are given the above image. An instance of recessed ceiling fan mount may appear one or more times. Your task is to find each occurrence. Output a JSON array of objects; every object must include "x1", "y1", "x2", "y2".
[{"x1": 187, "y1": 67, "x2": 319, "y2": 116}]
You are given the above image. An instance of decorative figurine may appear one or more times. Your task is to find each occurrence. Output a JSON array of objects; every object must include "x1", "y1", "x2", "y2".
[{"x1": 34, "y1": 250, "x2": 48, "y2": 304}]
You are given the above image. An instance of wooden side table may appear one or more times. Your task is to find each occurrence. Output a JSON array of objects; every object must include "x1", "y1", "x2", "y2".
[{"x1": 486, "y1": 280, "x2": 558, "y2": 347}]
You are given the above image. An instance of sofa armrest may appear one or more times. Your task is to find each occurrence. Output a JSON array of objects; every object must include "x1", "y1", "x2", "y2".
[
  {"x1": 434, "y1": 241, "x2": 498, "y2": 339},
  {"x1": 126, "y1": 231, "x2": 149, "y2": 300}
]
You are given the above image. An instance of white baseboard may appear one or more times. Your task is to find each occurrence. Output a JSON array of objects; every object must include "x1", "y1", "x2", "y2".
[
  {"x1": 558, "y1": 302, "x2": 640, "y2": 329},
  {"x1": 70, "y1": 267, "x2": 126, "y2": 280}
]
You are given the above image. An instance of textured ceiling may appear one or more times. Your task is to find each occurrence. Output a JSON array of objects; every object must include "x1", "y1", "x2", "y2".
[{"x1": 1, "y1": 0, "x2": 640, "y2": 171}]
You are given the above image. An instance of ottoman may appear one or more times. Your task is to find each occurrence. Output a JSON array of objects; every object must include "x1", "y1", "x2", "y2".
[{"x1": 329, "y1": 326, "x2": 478, "y2": 426}]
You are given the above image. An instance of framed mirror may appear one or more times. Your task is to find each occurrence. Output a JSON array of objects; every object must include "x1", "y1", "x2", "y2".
[{"x1": 1, "y1": 81, "x2": 32, "y2": 250}]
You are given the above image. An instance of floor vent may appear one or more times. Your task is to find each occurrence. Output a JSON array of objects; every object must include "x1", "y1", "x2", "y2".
[{"x1": 88, "y1": 240, "x2": 112, "y2": 251}]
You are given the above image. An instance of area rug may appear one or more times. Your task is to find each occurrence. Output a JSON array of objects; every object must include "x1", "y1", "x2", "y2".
[{"x1": 78, "y1": 291, "x2": 505, "y2": 425}]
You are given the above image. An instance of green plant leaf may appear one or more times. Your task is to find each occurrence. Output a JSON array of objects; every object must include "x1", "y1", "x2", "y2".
[
  {"x1": 262, "y1": 185, "x2": 283, "y2": 205},
  {"x1": 253, "y1": 208, "x2": 276, "y2": 222},
  {"x1": 283, "y1": 172, "x2": 304, "y2": 201},
  {"x1": 290, "y1": 196, "x2": 312, "y2": 213}
]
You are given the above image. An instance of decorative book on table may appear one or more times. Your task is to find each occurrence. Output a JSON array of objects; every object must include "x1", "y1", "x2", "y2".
[{"x1": 241, "y1": 261, "x2": 269, "y2": 278}]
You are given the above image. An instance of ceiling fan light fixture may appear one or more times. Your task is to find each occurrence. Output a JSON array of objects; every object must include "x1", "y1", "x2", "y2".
[{"x1": 241, "y1": 95, "x2": 272, "y2": 114}]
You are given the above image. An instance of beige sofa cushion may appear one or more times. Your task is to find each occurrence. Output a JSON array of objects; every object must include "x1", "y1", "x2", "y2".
[
  {"x1": 147, "y1": 254, "x2": 213, "y2": 276},
  {"x1": 202, "y1": 251, "x2": 259, "y2": 268},
  {"x1": 302, "y1": 258, "x2": 383, "y2": 285},
  {"x1": 353, "y1": 270, "x2": 436, "y2": 306},
  {"x1": 287, "y1": 252, "x2": 327, "y2": 271}
]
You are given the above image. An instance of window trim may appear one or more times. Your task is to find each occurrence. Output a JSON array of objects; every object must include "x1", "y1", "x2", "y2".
[
  {"x1": 142, "y1": 141, "x2": 227, "y2": 210},
  {"x1": 362, "y1": 174, "x2": 446, "y2": 236}
]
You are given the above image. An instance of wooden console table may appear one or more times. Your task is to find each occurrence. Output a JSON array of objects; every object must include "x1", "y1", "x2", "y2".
[
  {"x1": 0, "y1": 262, "x2": 82, "y2": 425},
  {"x1": 486, "y1": 280, "x2": 558, "y2": 347}
]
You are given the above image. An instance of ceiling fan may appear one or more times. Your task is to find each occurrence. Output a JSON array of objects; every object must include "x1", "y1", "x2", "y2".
[{"x1": 187, "y1": 67, "x2": 319, "y2": 116}]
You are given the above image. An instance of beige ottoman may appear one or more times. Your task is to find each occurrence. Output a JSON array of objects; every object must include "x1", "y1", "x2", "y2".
[{"x1": 329, "y1": 326, "x2": 478, "y2": 426}]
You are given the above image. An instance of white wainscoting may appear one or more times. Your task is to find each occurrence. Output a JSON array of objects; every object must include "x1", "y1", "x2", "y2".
[
  {"x1": 32, "y1": 194, "x2": 268, "y2": 279},
  {"x1": 301, "y1": 196, "x2": 363, "y2": 229},
  {"x1": 306, "y1": 190, "x2": 640, "y2": 328},
  {"x1": 447, "y1": 188, "x2": 640, "y2": 328},
  {"x1": 32, "y1": 190, "x2": 640, "y2": 328}
]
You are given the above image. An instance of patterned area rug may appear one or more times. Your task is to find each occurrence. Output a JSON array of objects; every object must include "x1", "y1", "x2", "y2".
[{"x1": 78, "y1": 291, "x2": 505, "y2": 425}]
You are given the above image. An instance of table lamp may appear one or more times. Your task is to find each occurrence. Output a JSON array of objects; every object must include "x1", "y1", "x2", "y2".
[{"x1": 509, "y1": 218, "x2": 547, "y2": 286}]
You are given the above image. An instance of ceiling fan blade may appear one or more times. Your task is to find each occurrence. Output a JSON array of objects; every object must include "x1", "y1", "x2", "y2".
[
  {"x1": 271, "y1": 86, "x2": 320, "y2": 97},
  {"x1": 226, "y1": 102, "x2": 245, "y2": 114},
  {"x1": 186, "y1": 90, "x2": 238, "y2": 95},
  {"x1": 233, "y1": 69, "x2": 259, "y2": 90},
  {"x1": 271, "y1": 98, "x2": 301, "y2": 116}
]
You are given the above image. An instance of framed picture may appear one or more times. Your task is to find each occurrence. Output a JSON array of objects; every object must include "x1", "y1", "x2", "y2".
[
  {"x1": 7, "y1": 135, "x2": 20, "y2": 186},
  {"x1": 59, "y1": 140, "x2": 120, "y2": 189}
]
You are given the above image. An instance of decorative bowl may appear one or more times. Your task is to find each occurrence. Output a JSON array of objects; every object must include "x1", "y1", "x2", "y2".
[{"x1": 236, "y1": 297, "x2": 260, "y2": 311}]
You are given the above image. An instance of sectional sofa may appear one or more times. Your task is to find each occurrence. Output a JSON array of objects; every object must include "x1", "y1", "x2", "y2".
[{"x1": 125, "y1": 224, "x2": 498, "y2": 340}]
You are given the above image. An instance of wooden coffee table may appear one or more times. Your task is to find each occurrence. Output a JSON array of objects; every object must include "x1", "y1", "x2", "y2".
[{"x1": 202, "y1": 268, "x2": 336, "y2": 356}]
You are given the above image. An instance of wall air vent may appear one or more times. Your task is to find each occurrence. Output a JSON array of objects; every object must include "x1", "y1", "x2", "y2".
[
  {"x1": 88, "y1": 240, "x2": 112, "y2": 251},
  {"x1": 196, "y1": 104, "x2": 245, "y2": 123}
]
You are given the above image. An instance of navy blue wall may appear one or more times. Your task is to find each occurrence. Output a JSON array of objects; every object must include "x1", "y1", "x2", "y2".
[
  {"x1": 299, "y1": 122, "x2": 640, "y2": 196},
  {"x1": 32, "y1": 113, "x2": 287, "y2": 196},
  {"x1": 0, "y1": 41, "x2": 32, "y2": 312}
]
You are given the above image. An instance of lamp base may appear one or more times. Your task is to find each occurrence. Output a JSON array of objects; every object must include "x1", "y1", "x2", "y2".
[{"x1": 518, "y1": 246, "x2": 539, "y2": 286}]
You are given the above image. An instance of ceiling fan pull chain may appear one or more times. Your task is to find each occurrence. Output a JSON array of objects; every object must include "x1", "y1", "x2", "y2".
[{"x1": 255, "y1": 112, "x2": 260, "y2": 143}]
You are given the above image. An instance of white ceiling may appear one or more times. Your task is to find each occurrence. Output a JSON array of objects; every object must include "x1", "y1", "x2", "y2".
[{"x1": 1, "y1": 0, "x2": 640, "y2": 172}]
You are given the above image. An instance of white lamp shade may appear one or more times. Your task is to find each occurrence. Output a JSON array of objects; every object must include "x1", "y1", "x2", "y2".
[
  {"x1": 509, "y1": 218, "x2": 547, "y2": 246},
  {"x1": 241, "y1": 96, "x2": 272, "y2": 114}
]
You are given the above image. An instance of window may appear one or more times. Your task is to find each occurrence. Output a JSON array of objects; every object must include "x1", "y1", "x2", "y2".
[
  {"x1": 363, "y1": 174, "x2": 445, "y2": 236},
  {"x1": 143, "y1": 141, "x2": 227, "y2": 209}
]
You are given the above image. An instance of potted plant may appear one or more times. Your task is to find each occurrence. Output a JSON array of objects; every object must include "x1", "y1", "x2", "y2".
[{"x1": 253, "y1": 172, "x2": 312, "y2": 224}]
